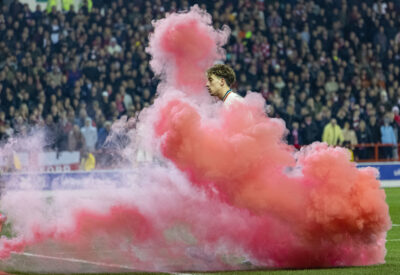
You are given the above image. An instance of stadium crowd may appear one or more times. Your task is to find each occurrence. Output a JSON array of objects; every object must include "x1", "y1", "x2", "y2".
[{"x1": 1, "y1": 0, "x2": 400, "y2": 164}]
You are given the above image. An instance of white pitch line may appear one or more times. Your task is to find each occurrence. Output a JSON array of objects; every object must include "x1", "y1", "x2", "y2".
[
  {"x1": 387, "y1": 239, "x2": 400, "y2": 242},
  {"x1": 392, "y1": 224, "x2": 400, "y2": 226},
  {"x1": 11, "y1": 252, "x2": 140, "y2": 271}
]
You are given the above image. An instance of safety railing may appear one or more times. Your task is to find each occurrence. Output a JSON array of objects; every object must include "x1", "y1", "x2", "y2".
[{"x1": 353, "y1": 143, "x2": 400, "y2": 162}]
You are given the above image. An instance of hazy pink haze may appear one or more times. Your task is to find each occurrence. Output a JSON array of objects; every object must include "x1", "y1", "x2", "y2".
[{"x1": 0, "y1": 5, "x2": 391, "y2": 272}]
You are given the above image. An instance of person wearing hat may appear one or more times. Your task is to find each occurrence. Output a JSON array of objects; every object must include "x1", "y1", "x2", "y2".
[
  {"x1": 100, "y1": 90, "x2": 110, "y2": 111},
  {"x1": 392, "y1": 106, "x2": 400, "y2": 126},
  {"x1": 107, "y1": 37, "x2": 122, "y2": 56}
]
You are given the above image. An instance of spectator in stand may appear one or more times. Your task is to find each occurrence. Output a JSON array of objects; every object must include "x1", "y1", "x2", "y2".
[
  {"x1": 0, "y1": 125, "x2": 9, "y2": 141},
  {"x1": 343, "y1": 141, "x2": 355, "y2": 161},
  {"x1": 322, "y1": 118, "x2": 344, "y2": 146},
  {"x1": 107, "y1": 37, "x2": 122, "y2": 56},
  {"x1": 68, "y1": 125, "x2": 85, "y2": 152},
  {"x1": 120, "y1": 86, "x2": 133, "y2": 111},
  {"x1": 80, "y1": 149, "x2": 95, "y2": 171},
  {"x1": 342, "y1": 121, "x2": 358, "y2": 147},
  {"x1": 96, "y1": 120, "x2": 111, "y2": 149},
  {"x1": 393, "y1": 106, "x2": 400, "y2": 126},
  {"x1": 368, "y1": 116, "x2": 381, "y2": 144},
  {"x1": 81, "y1": 117, "x2": 97, "y2": 152},
  {"x1": 2, "y1": 0, "x2": 400, "y2": 168},
  {"x1": 43, "y1": 114, "x2": 57, "y2": 150},
  {"x1": 277, "y1": 104, "x2": 301, "y2": 130},
  {"x1": 356, "y1": 120, "x2": 373, "y2": 160},
  {"x1": 115, "y1": 93, "x2": 125, "y2": 115},
  {"x1": 301, "y1": 114, "x2": 319, "y2": 145},
  {"x1": 381, "y1": 114, "x2": 397, "y2": 159},
  {"x1": 67, "y1": 63, "x2": 82, "y2": 89},
  {"x1": 287, "y1": 121, "x2": 302, "y2": 149},
  {"x1": 324, "y1": 75, "x2": 339, "y2": 94},
  {"x1": 56, "y1": 111, "x2": 73, "y2": 151},
  {"x1": 390, "y1": 111, "x2": 399, "y2": 160}
]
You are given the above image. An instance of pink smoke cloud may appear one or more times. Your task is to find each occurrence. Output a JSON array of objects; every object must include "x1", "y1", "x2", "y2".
[
  {"x1": 0, "y1": 5, "x2": 391, "y2": 273},
  {"x1": 154, "y1": 95, "x2": 391, "y2": 267},
  {"x1": 146, "y1": 5, "x2": 229, "y2": 94}
]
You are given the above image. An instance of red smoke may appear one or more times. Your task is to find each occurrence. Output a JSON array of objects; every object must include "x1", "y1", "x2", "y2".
[
  {"x1": 0, "y1": 5, "x2": 391, "y2": 272},
  {"x1": 154, "y1": 96, "x2": 390, "y2": 267},
  {"x1": 147, "y1": 6, "x2": 229, "y2": 94},
  {"x1": 151, "y1": 5, "x2": 391, "y2": 268}
]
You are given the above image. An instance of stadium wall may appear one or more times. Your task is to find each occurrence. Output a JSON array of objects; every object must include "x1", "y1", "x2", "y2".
[
  {"x1": 1, "y1": 163, "x2": 400, "y2": 189},
  {"x1": 358, "y1": 162, "x2": 400, "y2": 188}
]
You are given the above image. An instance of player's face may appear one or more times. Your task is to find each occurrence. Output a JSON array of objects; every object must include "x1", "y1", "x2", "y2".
[{"x1": 206, "y1": 74, "x2": 221, "y2": 97}]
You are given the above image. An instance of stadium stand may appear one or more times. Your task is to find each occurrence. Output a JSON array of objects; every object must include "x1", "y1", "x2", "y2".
[{"x1": 1, "y1": 0, "x2": 400, "y2": 163}]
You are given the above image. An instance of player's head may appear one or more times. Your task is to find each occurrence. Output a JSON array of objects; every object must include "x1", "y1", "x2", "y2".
[{"x1": 206, "y1": 64, "x2": 236, "y2": 98}]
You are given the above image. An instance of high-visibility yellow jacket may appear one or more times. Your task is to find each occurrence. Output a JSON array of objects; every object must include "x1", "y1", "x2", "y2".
[
  {"x1": 62, "y1": 0, "x2": 74, "y2": 11},
  {"x1": 13, "y1": 152, "x2": 21, "y2": 170},
  {"x1": 322, "y1": 123, "x2": 344, "y2": 146},
  {"x1": 81, "y1": 153, "x2": 95, "y2": 171},
  {"x1": 47, "y1": 0, "x2": 58, "y2": 13}
]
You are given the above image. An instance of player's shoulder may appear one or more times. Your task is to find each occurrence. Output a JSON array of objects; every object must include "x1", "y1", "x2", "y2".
[
  {"x1": 230, "y1": 92, "x2": 242, "y2": 99},
  {"x1": 224, "y1": 92, "x2": 243, "y2": 106}
]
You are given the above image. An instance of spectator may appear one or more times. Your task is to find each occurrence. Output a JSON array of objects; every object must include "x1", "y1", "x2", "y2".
[
  {"x1": 96, "y1": 120, "x2": 111, "y2": 149},
  {"x1": 44, "y1": 114, "x2": 57, "y2": 150},
  {"x1": 287, "y1": 121, "x2": 302, "y2": 149},
  {"x1": 324, "y1": 75, "x2": 339, "y2": 94},
  {"x1": 380, "y1": 114, "x2": 397, "y2": 159},
  {"x1": 81, "y1": 117, "x2": 97, "y2": 152},
  {"x1": 343, "y1": 141, "x2": 355, "y2": 161},
  {"x1": 301, "y1": 114, "x2": 319, "y2": 145},
  {"x1": 322, "y1": 118, "x2": 344, "y2": 146},
  {"x1": 368, "y1": 116, "x2": 381, "y2": 143},
  {"x1": 1, "y1": 0, "x2": 400, "y2": 165},
  {"x1": 67, "y1": 63, "x2": 82, "y2": 88},
  {"x1": 120, "y1": 86, "x2": 133, "y2": 110},
  {"x1": 56, "y1": 111, "x2": 73, "y2": 151},
  {"x1": 68, "y1": 125, "x2": 85, "y2": 152},
  {"x1": 373, "y1": 1, "x2": 388, "y2": 14},
  {"x1": 393, "y1": 106, "x2": 400, "y2": 126},
  {"x1": 0, "y1": 112, "x2": 6, "y2": 127},
  {"x1": 374, "y1": 26, "x2": 388, "y2": 53},
  {"x1": 267, "y1": 10, "x2": 282, "y2": 32},
  {"x1": 80, "y1": 149, "x2": 96, "y2": 171},
  {"x1": 0, "y1": 125, "x2": 9, "y2": 141},
  {"x1": 278, "y1": 104, "x2": 301, "y2": 129},
  {"x1": 342, "y1": 121, "x2": 358, "y2": 146},
  {"x1": 115, "y1": 93, "x2": 125, "y2": 115},
  {"x1": 107, "y1": 37, "x2": 122, "y2": 56},
  {"x1": 356, "y1": 120, "x2": 373, "y2": 160}
]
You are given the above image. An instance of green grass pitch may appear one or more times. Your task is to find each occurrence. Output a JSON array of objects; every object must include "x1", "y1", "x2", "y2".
[{"x1": 5, "y1": 188, "x2": 400, "y2": 275}]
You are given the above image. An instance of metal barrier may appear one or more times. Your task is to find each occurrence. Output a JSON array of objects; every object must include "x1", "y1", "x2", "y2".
[{"x1": 353, "y1": 143, "x2": 399, "y2": 162}]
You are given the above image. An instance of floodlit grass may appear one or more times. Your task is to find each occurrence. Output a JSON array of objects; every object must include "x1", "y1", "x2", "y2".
[
  {"x1": 4, "y1": 188, "x2": 400, "y2": 275},
  {"x1": 207, "y1": 188, "x2": 400, "y2": 275}
]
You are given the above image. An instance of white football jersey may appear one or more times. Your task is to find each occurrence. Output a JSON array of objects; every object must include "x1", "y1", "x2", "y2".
[{"x1": 223, "y1": 90, "x2": 243, "y2": 106}]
